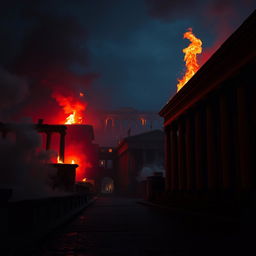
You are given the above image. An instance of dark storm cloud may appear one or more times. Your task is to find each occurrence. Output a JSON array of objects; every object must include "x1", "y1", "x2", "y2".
[
  {"x1": 0, "y1": 0, "x2": 100, "y2": 122},
  {"x1": 146, "y1": 0, "x2": 203, "y2": 21}
]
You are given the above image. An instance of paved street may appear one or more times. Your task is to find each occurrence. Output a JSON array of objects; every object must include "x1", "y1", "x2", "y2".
[{"x1": 34, "y1": 196, "x2": 246, "y2": 256}]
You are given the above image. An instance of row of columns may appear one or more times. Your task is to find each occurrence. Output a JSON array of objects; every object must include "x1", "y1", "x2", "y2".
[{"x1": 165, "y1": 84, "x2": 254, "y2": 192}]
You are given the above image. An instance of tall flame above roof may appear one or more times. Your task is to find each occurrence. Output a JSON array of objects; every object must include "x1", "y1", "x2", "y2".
[{"x1": 177, "y1": 28, "x2": 202, "y2": 92}]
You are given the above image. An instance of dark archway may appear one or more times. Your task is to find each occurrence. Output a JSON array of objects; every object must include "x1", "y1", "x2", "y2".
[{"x1": 101, "y1": 177, "x2": 114, "y2": 193}]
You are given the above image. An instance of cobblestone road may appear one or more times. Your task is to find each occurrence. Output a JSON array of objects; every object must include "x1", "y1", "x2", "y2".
[{"x1": 34, "y1": 196, "x2": 246, "y2": 256}]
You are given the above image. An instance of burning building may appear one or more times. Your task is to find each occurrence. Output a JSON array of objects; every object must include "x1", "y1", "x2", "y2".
[{"x1": 160, "y1": 10, "x2": 256, "y2": 207}]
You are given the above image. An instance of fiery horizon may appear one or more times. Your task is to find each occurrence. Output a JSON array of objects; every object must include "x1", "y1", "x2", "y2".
[{"x1": 177, "y1": 28, "x2": 202, "y2": 92}]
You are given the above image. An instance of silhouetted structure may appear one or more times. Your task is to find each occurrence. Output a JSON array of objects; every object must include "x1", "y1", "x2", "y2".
[
  {"x1": 117, "y1": 130, "x2": 164, "y2": 195},
  {"x1": 160, "y1": 10, "x2": 256, "y2": 206},
  {"x1": 0, "y1": 121, "x2": 79, "y2": 192}
]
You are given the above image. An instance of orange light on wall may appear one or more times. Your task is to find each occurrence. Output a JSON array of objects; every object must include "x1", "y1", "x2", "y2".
[{"x1": 140, "y1": 118, "x2": 146, "y2": 126}]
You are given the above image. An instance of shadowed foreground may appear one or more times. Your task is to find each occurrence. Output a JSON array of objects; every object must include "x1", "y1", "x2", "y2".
[{"x1": 34, "y1": 196, "x2": 250, "y2": 256}]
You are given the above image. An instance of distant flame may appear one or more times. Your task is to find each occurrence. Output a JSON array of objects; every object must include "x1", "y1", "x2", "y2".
[
  {"x1": 52, "y1": 92, "x2": 86, "y2": 124},
  {"x1": 177, "y1": 28, "x2": 202, "y2": 92},
  {"x1": 71, "y1": 160, "x2": 75, "y2": 164},
  {"x1": 82, "y1": 178, "x2": 87, "y2": 182},
  {"x1": 57, "y1": 155, "x2": 63, "y2": 164}
]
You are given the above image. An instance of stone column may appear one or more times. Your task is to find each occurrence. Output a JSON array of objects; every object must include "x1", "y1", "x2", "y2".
[
  {"x1": 2, "y1": 131, "x2": 8, "y2": 139},
  {"x1": 165, "y1": 126, "x2": 171, "y2": 191},
  {"x1": 206, "y1": 100, "x2": 218, "y2": 190},
  {"x1": 177, "y1": 119, "x2": 186, "y2": 190},
  {"x1": 194, "y1": 107, "x2": 206, "y2": 191},
  {"x1": 59, "y1": 131, "x2": 66, "y2": 163},
  {"x1": 46, "y1": 132, "x2": 52, "y2": 151},
  {"x1": 219, "y1": 91, "x2": 234, "y2": 190},
  {"x1": 185, "y1": 114, "x2": 195, "y2": 191},
  {"x1": 170, "y1": 124, "x2": 178, "y2": 190},
  {"x1": 236, "y1": 85, "x2": 252, "y2": 189}
]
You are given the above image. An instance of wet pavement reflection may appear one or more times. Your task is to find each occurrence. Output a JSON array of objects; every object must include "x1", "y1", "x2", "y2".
[{"x1": 35, "y1": 196, "x2": 243, "y2": 256}]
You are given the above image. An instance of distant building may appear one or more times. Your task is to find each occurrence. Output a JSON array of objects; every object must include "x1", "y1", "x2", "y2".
[
  {"x1": 90, "y1": 107, "x2": 163, "y2": 147},
  {"x1": 116, "y1": 130, "x2": 164, "y2": 195}
]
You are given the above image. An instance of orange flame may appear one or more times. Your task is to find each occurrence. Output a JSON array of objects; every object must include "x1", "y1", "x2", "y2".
[
  {"x1": 177, "y1": 28, "x2": 202, "y2": 92},
  {"x1": 82, "y1": 178, "x2": 87, "y2": 182},
  {"x1": 57, "y1": 155, "x2": 63, "y2": 164},
  {"x1": 52, "y1": 92, "x2": 86, "y2": 124}
]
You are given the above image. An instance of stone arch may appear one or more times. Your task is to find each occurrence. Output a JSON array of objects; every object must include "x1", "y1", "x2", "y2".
[{"x1": 101, "y1": 176, "x2": 114, "y2": 193}]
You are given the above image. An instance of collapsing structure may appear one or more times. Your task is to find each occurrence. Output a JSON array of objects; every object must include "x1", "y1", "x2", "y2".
[{"x1": 160, "y1": 11, "x2": 256, "y2": 206}]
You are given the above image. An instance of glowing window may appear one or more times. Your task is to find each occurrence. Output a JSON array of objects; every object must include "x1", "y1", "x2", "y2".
[
  {"x1": 99, "y1": 160, "x2": 105, "y2": 167},
  {"x1": 108, "y1": 148, "x2": 113, "y2": 153},
  {"x1": 140, "y1": 118, "x2": 146, "y2": 126}
]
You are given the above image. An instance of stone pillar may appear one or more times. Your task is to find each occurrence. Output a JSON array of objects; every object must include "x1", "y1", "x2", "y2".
[
  {"x1": 59, "y1": 131, "x2": 66, "y2": 163},
  {"x1": 46, "y1": 132, "x2": 52, "y2": 151},
  {"x1": 194, "y1": 108, "x2": 206, "y2": 191},
  {"x1": 165, "y1": 126, "x2": 171, "y2": 191},
  {"x1": 177, "y1": 119, "x2": 186, "y2": 190},
  {"x1": 185, "y1": 114, "x2": 195, "y2": 191},
  {"x1": 219, "y1": 92, "x2": 234, "y2": 190},
  {"x1": 206, "y1": 100, "x2": 219, "y2": 190},
  {"x1": 2, "y1": 131, "x2": 8, "y2": 139},
  {"x1": 236, "y1": 85, "x2": 252, "y2": 189},
  {"x1": 170, "y1": 124, "x2": 178, "y2": 190}
]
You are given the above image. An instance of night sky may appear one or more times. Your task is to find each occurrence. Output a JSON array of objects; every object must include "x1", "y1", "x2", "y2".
[{"x1": 0, "y1": 0, "x2": 255, "y2": 122}]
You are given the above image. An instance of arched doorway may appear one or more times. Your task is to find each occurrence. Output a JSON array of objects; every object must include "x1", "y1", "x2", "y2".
[{"x1": 101, "y1": 177, "x2": 114, "y2": 193}]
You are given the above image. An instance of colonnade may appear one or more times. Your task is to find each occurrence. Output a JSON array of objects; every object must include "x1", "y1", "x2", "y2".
[{"x1": 164, "y1": 82, "x2": 255, "y2": 193}]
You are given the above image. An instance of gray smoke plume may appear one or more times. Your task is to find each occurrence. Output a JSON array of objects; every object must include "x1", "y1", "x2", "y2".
[
  {"x1": 137, "y1": 164, "x2": 165, "y2": 182},
  {"x1": 0, "y1": 124, "x2": 67, "y2": 201},
  {"x1": 0, "y1": 68, "x2": 29, "y2": 120}
]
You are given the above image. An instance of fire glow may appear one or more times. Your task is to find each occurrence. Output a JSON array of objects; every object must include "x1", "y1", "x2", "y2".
[
  {"x1": 57, "y1": 155, "x2": 63, "y2": 164},
  {"x1": 51, "y1": 92, "x2": 92, "y2": 181},
  {"x1": 177, "y1": 28, "x2": 202, "y2": 92},
  {"x1": 52, "y1": 92, "x2": 87, "y2": 125}
]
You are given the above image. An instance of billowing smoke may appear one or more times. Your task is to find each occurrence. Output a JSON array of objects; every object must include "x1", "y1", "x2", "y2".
[
  {"x1": 0, "y1": 124, "x2": 65, "y2": 201},
  {"x1": 137, "y1": 164, "x2": 165, "y2": 182},
  {"x1": 0, "y1": 2, "x2": 100, "y2": 123},
  {"x1": 0, "y1": 53, "x2": 65, "y2": 201},
  {"x1": 0, "y1": 68, "x2": 28, "y2": 120}
]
